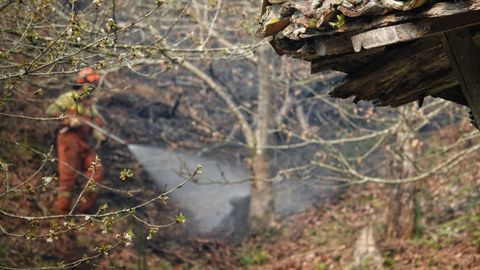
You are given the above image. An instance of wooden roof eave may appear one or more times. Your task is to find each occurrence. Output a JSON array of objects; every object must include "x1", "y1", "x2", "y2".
[
  {"x1": 328, "y1": 27, "x2": 480, "y2": 108},
  {"x1": 309, "y1": 2, "x2": 480, "y2": 71},
  {"x1": 261, "y1": 0, "x2": 480, "y2": 125}
]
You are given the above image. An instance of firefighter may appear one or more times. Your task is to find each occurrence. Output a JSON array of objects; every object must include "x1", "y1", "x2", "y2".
[{"x1": 46, "y1": 68, "x2": 106, "y2": 214}]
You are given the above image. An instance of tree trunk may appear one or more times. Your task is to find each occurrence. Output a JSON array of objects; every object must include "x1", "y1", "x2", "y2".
[
  {"x1": 249, "y1": 151, "x2": 274, "y2": 231},
  {"x1": 385, "y1": 108, "x2": 419, "y2": 240},
  {"x1": 385, "y1": 182, "x2": 417, "y2": 240},
  {"x1": 249, "y1": 45, "x2": 275, "y2": 231}
]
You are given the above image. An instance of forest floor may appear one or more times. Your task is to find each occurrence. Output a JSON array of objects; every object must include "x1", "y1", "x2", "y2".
[
  {"x1": 3, "y1": 147, "x2": 480, "y2": 269},
  {"x1": 59, "y1": 146, "x2": 477, "y2": 270},
  {"x1": 145, "y1": 171, "x2": 480, "y2": 270},
  {"x1": 2, "y1": 168, "x2": 479, "y2": 270}
]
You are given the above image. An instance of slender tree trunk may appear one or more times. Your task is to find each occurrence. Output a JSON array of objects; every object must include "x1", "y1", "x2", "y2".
[
  {"x1": 385, "y1": 109, "x2": 418, "y2": 240},
  {"x1": 250, "y1": 150, "x2": 273, "y2": 231},
  {"x1": 385, "y1": 182, "x2": 417, "y2": 240},
  {"x1": 249, "y1": 45, "x2": 275, "y2": 231}
]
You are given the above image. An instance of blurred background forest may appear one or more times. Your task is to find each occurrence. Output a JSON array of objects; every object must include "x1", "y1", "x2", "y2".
[{"x1": 1, "y1": 0, "x2": 480, "y2": 269}]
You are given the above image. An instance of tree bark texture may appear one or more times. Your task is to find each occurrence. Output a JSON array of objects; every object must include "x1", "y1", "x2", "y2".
[
  {"x1": 249, "y1": 45, "x2": 275, "y2": 231},
  {"x1": 249, "y1": 151, "x2": 274, "y2": 231},
  {"x1": 385, "y1": 108, "x2": 419, "y2": 240}
]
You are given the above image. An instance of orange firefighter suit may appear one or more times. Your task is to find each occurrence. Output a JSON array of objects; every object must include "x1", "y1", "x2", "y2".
[{"x1": 46, "y1": 72, "x2": 105, "y2": 214}]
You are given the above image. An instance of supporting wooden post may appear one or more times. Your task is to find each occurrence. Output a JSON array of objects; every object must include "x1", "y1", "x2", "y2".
[{"x1": 442, "y1": 29, "x2": 480, "y2": 127}]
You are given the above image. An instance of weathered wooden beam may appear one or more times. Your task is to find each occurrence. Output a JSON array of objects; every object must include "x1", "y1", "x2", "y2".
[
  {"x1": 310, "y1": 46, "x2": 384, "y2": 73},
  {"x1": 351, "y1": 12, "x2": 480, "y2": 52},
  {"x1": 431, "y1": 86, "x2": 467, "y2": 107},
  {"x1": 329, "y1": 36, "x2": 448, "y2": 100},
  {"x1": 328, "y1": 34, "x2": 474, "y2": 107},
  {"x1": 328, "y1": 30, "x2": 480, "y2": 107},
  {"x1": 442, "y1": 29, "x2": 480, "y2": 127}
]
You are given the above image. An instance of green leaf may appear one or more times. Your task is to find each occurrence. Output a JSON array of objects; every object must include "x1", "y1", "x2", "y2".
[
  {"x1": 106, "y1": 18, "x2": 117, "y2": 32},
  {"x1": 120, "y1": 168, "x2": 133, "y2": 181},
  {"x1": 98, "y1": 203, "x2": 108, "y2": 213},
  {"x1": 176, "y1": 212, "x2": 186, "y2": 224},
  {"x1": 196, "y1": 164, "x2": 203, "y2": 174},
  {"x1": 147, "y1": 226, "x2": 159, "y2": 240},
  {"x1": 94, "y1": 244, "x2": 113, "y2": 255},
  {"x1": 208, "y1": 0, "x2": 217, "y2": 8},
  {"x1": 160, "y1": 194, "x2": 169, "y2": 205},
  {"x1": 328, "y1": 14, "x2": 346, "y2": 28}
]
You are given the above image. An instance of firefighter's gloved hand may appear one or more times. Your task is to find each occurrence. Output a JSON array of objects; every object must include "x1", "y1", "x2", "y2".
[
  {"x1": 69, "y1": 116, "x2": 82, "y2": 128},
  {"x1": 93, "y1": 133, "x2": 106, "y2": 149},
  {"x1": 98, "y1": 133, "x2": 107, "y2": 143},
  {"x1": 93, "y1": 130, "x2": 106, "y2": 143}
]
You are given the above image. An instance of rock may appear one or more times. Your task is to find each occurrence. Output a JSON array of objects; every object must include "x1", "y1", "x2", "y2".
[{"x1": 348, "y1": 224, "x2": 384, "y2": 270}]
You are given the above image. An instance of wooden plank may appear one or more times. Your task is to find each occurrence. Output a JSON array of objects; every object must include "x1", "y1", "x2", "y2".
[
  {"x1": 351, "y1": 12, "x2": 480, "y2": 52},
  {"x1": 328, "y1": 30, "x2": 480, "y2": 107},
  {"x1": 310, "y1": 47, "x2": 384, "y2": 73},
  {"x1": 329, "y1": 36, "x2": 455, "y2": 106},
  {"x1": 442, "y1": 29, "x2": 480, "y2": 127},
  {"x1": 431, "y1": 86, "x2": 467, "y2": 106}
]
